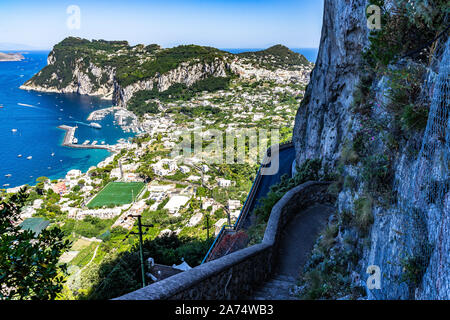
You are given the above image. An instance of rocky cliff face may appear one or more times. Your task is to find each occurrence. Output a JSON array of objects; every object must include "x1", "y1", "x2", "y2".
[
  {"x1": 293, "y1": 0, "x2": 449, "y2": 300},
  {"x1": 293, "y1": 0, "x2": 369, "y2": 168},
  {"x1": 20, "y1": 39, "x2": 312, "y2": 109},
  {"x1": 21, "y1": 52, "x2": 230, "y2": 107},
  {"x1": 113, "y1": 59, "x2": 229, "y2": 108}
]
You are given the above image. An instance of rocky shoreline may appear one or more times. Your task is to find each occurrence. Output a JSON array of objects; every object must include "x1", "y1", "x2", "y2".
[{"x1": 0, "y1": 52, "x2": 25, "y2": 62}]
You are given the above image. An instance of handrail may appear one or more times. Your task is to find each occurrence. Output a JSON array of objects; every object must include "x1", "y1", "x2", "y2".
[{"x1": 200, "y1": 224, "x2": 234, "y2": 264}]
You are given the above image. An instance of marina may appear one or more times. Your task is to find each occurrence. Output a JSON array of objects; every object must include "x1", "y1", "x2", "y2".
[{"x1": 58, "y1": 125, "x2": 111, "y2": 150}]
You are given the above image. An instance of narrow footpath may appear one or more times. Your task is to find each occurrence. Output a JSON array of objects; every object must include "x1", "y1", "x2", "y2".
[{"x1": 251, "y1": 204, "x2": 335, "y2": 300}]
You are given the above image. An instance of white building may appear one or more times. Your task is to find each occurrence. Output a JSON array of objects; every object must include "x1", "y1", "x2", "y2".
[
  {"x1": 148, "y1": 183, "x2": 175, "y2": 193},
  {"x1": 179, "y1": 166, "x2": 191, "y2": 174},
  {"x1": 164, "y1": 195, "x2": 191, "y2": 214},
  {"x1": 110, "y1": 168, "x2": 122, "y2": 179},
  {"x1": 214, "y1": 218, "x2": 228, "y2": 236},
  {"x1": 227, "y1": 200, "x2": 241, "y2": 211},
  {"x1": 152, "y1": 159, "x2": 178, "y2": 176},
  {"x1": 187, "y1": 212, "x2": 203, "y2": 227},
  {"x1": 66, "y1": 169, "x2": 82, "y2": 179},
  {"x1": 187, "y1": 175, "x2": 202, "y2": 182},
  {"x1": 217, "y1": 178, "x2": 232, "y2": 188},
  {"x1": 202, "y1": 198, "x2": 215, "y2": 211}
]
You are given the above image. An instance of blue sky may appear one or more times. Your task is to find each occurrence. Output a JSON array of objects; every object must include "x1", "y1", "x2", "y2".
[{"x1": 0, "y1": 0, "x2": 324, "y2": 50}]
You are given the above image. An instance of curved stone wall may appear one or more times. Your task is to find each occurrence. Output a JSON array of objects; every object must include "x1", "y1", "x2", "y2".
[{"x1": 115, "y1": 181, "x2": 334, "y2": 300}]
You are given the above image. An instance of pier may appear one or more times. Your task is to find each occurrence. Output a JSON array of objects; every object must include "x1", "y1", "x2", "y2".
[{"x1": 58, "y1": 125, "x2": 111, "y2": 150}]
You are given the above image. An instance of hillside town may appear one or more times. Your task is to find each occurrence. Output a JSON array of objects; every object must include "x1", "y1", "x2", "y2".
[{"x1": 3, "y1": 46, "x2": 312, "y2": 298}]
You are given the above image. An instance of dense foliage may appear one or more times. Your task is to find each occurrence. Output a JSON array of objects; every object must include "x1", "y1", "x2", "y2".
[
  {"x1": 239, "y1": 44, "x2": 310, "y2": 70},
  {"x1": 0, "y1": 188, "x2": 71, "y2": 300},
  {"x1": 82, "y1": 234, "x2": 213, "y2": 300},
  {"x1": 27, "y1": 37, "x2": 230, "y2": 90},
  {"x1": 127, "y1": 76, "x2": 231, "y2": 116}
]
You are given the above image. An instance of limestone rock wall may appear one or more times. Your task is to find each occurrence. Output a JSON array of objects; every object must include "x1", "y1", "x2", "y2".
[
  {"x1": 292, "y1": 0, "x2": 449, "y2": 300},
  {"x1": 293, "y1": 0, "x2": 369, "y2": 168}
]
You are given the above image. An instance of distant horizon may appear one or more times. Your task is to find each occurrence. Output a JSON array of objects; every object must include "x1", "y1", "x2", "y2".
[
  {"x1": 0, "y1": 45, "x2": 320, "y2": 62},
  {"x1": 0, "y1": 42, "x2": 320, "y2": 52}
]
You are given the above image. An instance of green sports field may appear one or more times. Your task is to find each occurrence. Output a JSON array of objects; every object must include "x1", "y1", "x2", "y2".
[{"x1": 87, "y1": 182, "x2": 146, "y2": 209}]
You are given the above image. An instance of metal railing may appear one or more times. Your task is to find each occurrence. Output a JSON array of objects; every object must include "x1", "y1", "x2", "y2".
[{"x1": 201, "y1": 141, "x2": 294, "y2": 264}]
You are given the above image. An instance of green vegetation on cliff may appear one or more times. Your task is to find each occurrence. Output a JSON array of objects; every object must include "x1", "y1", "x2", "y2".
[
  {"x1": 239, "y1": 44, "x2": 310, "y2": 70},
  {"x1": 26, "y1": 37, "x2": 230, "y2": 89}
]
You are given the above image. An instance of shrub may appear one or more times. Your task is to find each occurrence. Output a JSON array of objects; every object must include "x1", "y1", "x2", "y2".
[
  {"x1": 354, "y1": 196, "x2": 374, "y2": 236},
  {"x1": 254, "y1": 159, "x2": 323, "y2": 223},
  {"x1": 363, "y1": 0, "x2": 448, "y2": 69},
  {"x1": 361, "y1": 154, "x2": 394, "y2": 195},
  {"x1": 401, "y1": 104, "x2": 429, "y2": 131},
  {"x1": 400, "y1": 250, "x2": 431, "y2": 287}
]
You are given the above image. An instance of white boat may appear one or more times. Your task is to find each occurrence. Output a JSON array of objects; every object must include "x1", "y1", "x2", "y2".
[
  {"x1": 72, "y1": 138, "x2": 78, "y2": 144},
  {"x1": 82, "y1": 140, "x2": 90, "y2": 145},
  {"x1": 18, "y1": 154, "x2": 22, "y2": 158},
  {"x1": 5, "y1": 174, "x2": 12, "y2": 177},
  {"x1": 3, "y1": 184, "x2": 10, "y2": 187},
  {"x1": 51, "y1": 153, "x2": 55, "y2": 156},
  {"x1": 27, "y1": 156, "x2": 32, "y2": 160},
  {"x1": 92, "y1": 141, "x2": 98, "y2": 145},
  {"x1": 89, "y1": 122, "x2": 102, "y2": 129},
  {"x1": 11, "y1": 129, "x2": 17, "y2": 132}
]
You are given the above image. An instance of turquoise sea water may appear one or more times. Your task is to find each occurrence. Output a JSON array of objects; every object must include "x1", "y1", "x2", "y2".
[{"x1": 0, "y1": 51, "x2": 135, "y2": 189}]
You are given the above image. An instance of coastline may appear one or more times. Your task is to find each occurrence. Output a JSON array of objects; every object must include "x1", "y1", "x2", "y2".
[
  {"x1": 0, "y1": 52, "x2": 25, "y2": 62},
  {"x1": 4, "y1": 108, "x2": 141, "y2": 193},
  {"x1": 19, "y1": 84, "x2": 114, "y2": 100}
]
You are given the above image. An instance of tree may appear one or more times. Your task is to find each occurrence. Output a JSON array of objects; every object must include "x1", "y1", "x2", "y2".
[
  {"x1": 35, "y1": 176, "x2": 49, "y2": 195},
  {"x1": 0, "y1": 188, "x2": 71, "y2": 300}
]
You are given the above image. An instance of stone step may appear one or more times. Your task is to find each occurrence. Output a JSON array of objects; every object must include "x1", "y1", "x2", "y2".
[
  {"x1": 262, "y1": 280, "x2": 293, "y2": 291},
  {"x1": 250, "y1": 275, "x2": 300, "y2": 300},
  {"x1": 273, "y1": 274, "x2": 296, "y2": 283}
]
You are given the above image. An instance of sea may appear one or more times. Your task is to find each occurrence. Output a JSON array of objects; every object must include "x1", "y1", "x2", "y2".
[
  {"x1": 0, "y1": 51, "x2": 135, "y2": 189},
  {"x1": 0, "y1": 48, "x2": 318, "y2": 189}
]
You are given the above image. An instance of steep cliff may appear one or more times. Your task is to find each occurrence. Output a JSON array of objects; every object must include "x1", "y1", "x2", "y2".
[
  {"x1": 293, "y1": 0, "x2": 369, "y2": 168},
  {"x1": 293, "y1": 0, "x2": 449, "y2": 300},
  {"x1": 20, "y1": 38, "x2": 312, "y2": 109}
]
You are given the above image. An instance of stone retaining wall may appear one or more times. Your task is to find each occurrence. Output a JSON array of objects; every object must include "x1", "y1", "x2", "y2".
[{"x1": 115, "y1": 181, "x2": 334, "y2": 300}]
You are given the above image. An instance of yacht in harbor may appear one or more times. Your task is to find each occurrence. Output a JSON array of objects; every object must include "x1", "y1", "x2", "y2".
[
  {"x1": 51, "y1": 152, "x2": 55, "y2": 156},
  {"x1": 90, "y1": 122, "x2": 102, "y2": 129},
  {"x1": 72, "y1": 138, "x2": 78, "y2": 144},
  {"x1": 11, "y1": 129, "x2": 17, "y2": 133},
  {"x1": 18, "y1": 154, "x2": 22, "y2": 158},
  {"x1": 27, "y1": 156, "x2": 32, "y2": 160}
]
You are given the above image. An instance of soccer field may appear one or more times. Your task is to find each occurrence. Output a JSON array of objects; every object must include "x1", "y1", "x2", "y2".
[{"x1": 87, "y1": 182, "x2": 146, "y2": 209}]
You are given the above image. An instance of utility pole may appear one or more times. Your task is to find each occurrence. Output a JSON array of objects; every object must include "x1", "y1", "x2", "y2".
[
  {"x1": 130, "y1": 215, "x2": 154, "y2": 288},
  {"x1": 137, "y1": 216, "x2": 145, "y2": 288},
  {"x1": 225, "y1": 190, "x2": 231, "y2": 226},
  {"x1": 203, "y1": 213, "x2": 210, "y2": 239}
]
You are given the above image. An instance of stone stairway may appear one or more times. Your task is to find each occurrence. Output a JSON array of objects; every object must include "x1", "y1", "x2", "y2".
[
  {"x1": 252, "y1": 274, "x2": 298, "y2": 300},
  {"x1": 250, "y1": 204, "x2": 335, "y2": 300}
]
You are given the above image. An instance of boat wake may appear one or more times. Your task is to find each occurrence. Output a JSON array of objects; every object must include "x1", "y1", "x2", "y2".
[{"x1": 17, "y1": 103, "x2": 41, "y2": 109}]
